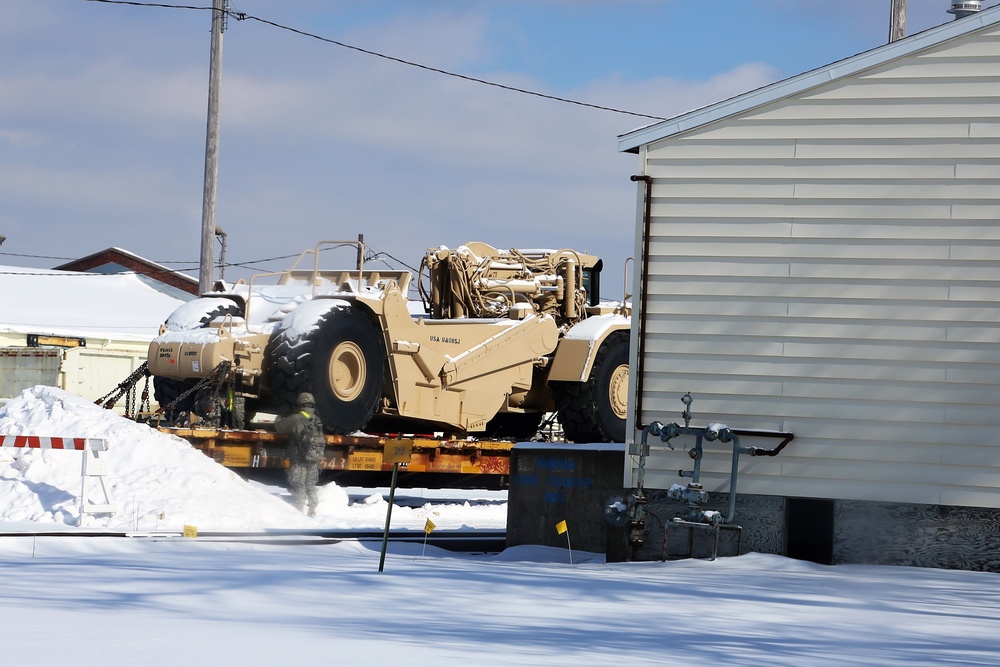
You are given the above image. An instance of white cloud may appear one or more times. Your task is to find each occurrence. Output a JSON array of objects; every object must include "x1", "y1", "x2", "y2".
[
  {"x1": 1, "y1": 65, "x2": 205, "y2": 128},
  {"x1": 0, "y1": 2, "x2": 792, "y2": 296}
]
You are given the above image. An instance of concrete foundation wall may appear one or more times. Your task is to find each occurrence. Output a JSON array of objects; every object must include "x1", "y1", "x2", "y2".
[
  {"x1": 834, "y1": 500, "x2": 1000, "y2": 572},
  {"x1": 508, "y1": 446, "x2": 1000, "y2": 571},
  {"x1": 628, "y1": 491, "x2": 1000, "y2": 572}
]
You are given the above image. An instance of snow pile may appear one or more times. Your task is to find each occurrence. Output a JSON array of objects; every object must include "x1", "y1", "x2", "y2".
[
  {"x1": 0, "y1": 386, "x2": 505, "y2": 532},
  {"x1": 0, "y1": 386, "x2": 315, "y2": 531}
]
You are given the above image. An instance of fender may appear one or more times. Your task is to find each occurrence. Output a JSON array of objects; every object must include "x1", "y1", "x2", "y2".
[{"x1": 547, "y1": 314, "x2": 630, "y2": 382}]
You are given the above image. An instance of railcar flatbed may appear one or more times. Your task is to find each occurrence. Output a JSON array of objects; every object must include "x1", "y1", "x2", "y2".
[{"x1": 157, "y1": 426, "x2": 518, "y2": 478}]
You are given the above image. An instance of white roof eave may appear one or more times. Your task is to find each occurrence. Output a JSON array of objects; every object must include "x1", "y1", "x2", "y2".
[{"x1": 618, "y1": 9, "x2": 1000, "y2": 153}]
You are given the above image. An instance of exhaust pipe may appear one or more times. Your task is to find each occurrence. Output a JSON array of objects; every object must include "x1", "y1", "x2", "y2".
[{"x1": 948, "y1": 1, "x2": 982, "y2": 19}]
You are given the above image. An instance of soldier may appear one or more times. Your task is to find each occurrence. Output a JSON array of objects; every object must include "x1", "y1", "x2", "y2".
[
  {"x1": 220, "y1": 384, "x2": 245, "y2": 430},
  {"x1": 275, "y1": 392, "x2": 326, "y2": 516}
]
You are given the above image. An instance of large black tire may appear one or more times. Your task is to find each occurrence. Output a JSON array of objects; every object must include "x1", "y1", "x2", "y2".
[
  {"x1": 162, "y1": 298, "x2": 243, "y2": 333},
  {"x1": 554, "y1": 332, "x2": 629, "y2": 443},
  {"x1": 153, "y1": 299, "x2": 243, "y2": 416},
  {"x1": 266, "y1": 304, "x2": 385, "y2": 435}
]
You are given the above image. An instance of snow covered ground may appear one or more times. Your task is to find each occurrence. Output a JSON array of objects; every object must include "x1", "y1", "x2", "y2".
[{"x1": 3, "y1": 386, "x2": 1000, "y2": 665}]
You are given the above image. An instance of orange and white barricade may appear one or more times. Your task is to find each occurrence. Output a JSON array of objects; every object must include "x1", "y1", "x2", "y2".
[{"x1": 0, "y1": 436, "x2": 117, "y2": 523}]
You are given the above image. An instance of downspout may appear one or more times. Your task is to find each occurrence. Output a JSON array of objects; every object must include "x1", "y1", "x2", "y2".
[{"x1": 630, "y1": 174, "x2": 653, "y2": 430}]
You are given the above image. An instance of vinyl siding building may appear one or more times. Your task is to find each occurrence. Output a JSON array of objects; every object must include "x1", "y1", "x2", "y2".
[{"x1": 618, "y1": 8, "x2": 1000, "y2": 570}]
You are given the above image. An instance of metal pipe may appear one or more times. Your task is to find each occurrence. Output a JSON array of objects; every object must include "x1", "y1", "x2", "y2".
[
  {"x1": 632, "y1": 402, "x2": 792, "y2": 561},
  {"x1": 627, "y1": 421, "x2": 664, "y2": 560},
  {"x1": 659, "y1": 422, "x2": 779, "y2": 525},
  {"x1": 677, "y1": 434, "x2": 704, "y2": 482},
  {"x1": 733, "y1": 428, "x2": 795, "y2": 456},
  {"x1": 562, "y1": 255, "x2": 578, "y2": 320},
  {"x1": 636, "y1": 421, "x2": 662, "y2": 491},
  {"x1": 723, "y1": 430, "x2": 741, "y2": 524},
  {"x1": 215, "y1": 225, "x2": 227, "y2": 282}
]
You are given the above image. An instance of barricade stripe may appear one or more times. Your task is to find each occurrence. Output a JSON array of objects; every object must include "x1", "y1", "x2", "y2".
[{"x1": 0, "y1": 436, "x2": 99, "y2": 451}]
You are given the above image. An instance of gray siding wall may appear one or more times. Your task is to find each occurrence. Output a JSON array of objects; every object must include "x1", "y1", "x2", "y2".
[{"x1": 629, "y1": 25, "x2": 1000, "y2": 509}]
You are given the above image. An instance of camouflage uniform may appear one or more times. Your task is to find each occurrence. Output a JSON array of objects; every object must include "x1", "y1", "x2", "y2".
[{"x1": 275, "y1": 393, "x2": 323, "y2": 516}]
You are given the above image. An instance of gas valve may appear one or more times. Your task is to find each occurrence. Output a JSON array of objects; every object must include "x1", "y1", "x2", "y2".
[{"x1": 666, "y1": 482, "x2": 708, "y2": 505}]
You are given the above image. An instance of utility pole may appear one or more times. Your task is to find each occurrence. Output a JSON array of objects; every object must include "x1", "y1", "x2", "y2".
[
  {"x1": 199, "y1": 0, "x2": 228, "y2": 294},
  {"x1": 889, "y1": 0, "x2": 907, "y2": 42}
]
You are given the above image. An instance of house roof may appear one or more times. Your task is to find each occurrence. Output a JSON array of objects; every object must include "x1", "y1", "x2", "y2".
[
  {"x1": 618, "y1": 5, "x2": 1000, "y2": 153},
  {"x1": 0, "y1": 265, "x2": 186, "y2": 342},
  {"x1": 53, "y1": 247, "x2": 199, "y2": 296}
]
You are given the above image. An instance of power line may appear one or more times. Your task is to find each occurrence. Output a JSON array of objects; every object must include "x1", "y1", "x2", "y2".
[
  {"x1": 237, "y1": 14, "x2": 668, "y2": 121},
  {"x1": 0, "y1": 269, "x2": 138, "y2": 277},
  {"x1": 83, "y1": 0, "x2": 212, "y2": 10},
  {"x1": 1, "y1": 247, "x2": 351, "y2": 273},
  {"x1": 0, "y1": 251, "x2": 80, "y2": 261},
  {"x1": 364, "y1": 245, "x2": 420, "y2": 274},
  {"x1": 82, "y1": 0, "x2": 668, "y2": 121}
]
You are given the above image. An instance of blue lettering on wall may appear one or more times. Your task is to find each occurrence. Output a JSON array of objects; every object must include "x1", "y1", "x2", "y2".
[
  {"x1": 545, "y1": 476, "x2": 594, "y2": 489},
  {"x1": 536, "y1": 458, "x2": 576, "y2": 472}
]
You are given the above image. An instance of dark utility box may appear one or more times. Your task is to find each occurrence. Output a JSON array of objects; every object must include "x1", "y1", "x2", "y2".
[{"x1": 505, "y1": 443, "x2": 626, "y2": 555}]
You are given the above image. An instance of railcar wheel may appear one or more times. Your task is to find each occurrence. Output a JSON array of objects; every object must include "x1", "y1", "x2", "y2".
[{"x1": 555, "y1": 332, "x2": 629, "y2": 443}]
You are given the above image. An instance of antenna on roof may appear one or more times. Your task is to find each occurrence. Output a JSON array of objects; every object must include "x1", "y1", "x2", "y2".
[{"x1": 948, "y1": 1, "x2": 982, "y2": 19}]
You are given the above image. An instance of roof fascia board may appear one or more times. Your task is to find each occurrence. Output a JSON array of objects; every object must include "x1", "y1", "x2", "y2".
[{"x1": 618, "y1": 9, "x2": 999, "y2": 153}]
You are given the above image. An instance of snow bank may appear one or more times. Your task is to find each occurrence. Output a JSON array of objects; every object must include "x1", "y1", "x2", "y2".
[
  {"x1": 0, "y1": 386, "x2": 315, "y2": 531},
  {"x1": 0, "y1": 386, "x2": 507, "y2": 532}
]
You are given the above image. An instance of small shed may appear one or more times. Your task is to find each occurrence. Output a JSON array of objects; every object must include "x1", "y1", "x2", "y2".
[{"x1": 618, "y1": 9, "x2": 1000, "y2": 570}]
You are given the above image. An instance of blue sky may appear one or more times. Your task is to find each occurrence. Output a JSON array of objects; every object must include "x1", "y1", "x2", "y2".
[{"x1": 0, "y1": 1, "x2": 981, "y2": 296}]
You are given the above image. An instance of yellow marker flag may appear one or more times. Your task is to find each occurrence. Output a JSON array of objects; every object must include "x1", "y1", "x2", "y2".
[
  {"x1": 555, "y1": 520, "x2": 568, "y2": 535},
  {"x1": 424, "y1": 518, "x2": 436, "y2": 535},
  {"x1": 182, "y1": 525, "x2": 198, "y2": 538}
]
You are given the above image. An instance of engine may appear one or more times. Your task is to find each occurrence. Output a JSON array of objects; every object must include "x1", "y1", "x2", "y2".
[{"x1": 419, "y1": 242, "x2": 602, "y2": 328}]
